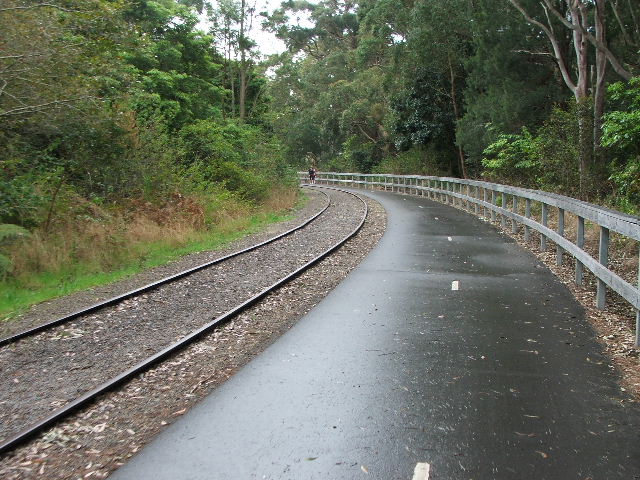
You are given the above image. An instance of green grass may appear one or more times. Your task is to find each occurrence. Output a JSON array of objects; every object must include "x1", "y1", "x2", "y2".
[{"x1": 0, "y1": 211, "x2": 291, "y2": 322}]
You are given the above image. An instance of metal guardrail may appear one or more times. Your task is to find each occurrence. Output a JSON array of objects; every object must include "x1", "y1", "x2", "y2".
[{"x1": 300, "y1": 171, "x2": 640, "y2": 345}]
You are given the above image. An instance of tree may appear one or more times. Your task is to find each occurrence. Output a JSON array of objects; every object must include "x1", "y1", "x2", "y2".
[
  {"x1": 401, "y1": 0, "x2": 473, "y2": 177},
  {"x1": 507, "y1": 0, "x2": 638, "y2": 195},
  {"x1": 209, "y1": 0, "x2": 260, "y2": 120},
  {"x1": 455, "y1": 0, "x2": 565, "y2": 175}
]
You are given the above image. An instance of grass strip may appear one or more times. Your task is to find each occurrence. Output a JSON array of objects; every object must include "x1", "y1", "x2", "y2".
[{"x1": 0, "y1": 211, "x2": 291, "y2": 321}]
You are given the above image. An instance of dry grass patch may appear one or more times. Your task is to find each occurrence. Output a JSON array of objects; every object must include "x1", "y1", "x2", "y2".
[{"x1": 0, "y1": 187, "x2": 300, "y2": 318}]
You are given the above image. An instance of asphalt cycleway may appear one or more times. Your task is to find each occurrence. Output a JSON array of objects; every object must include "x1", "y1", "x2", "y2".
[{"x1": 110, "y1": 189, "x2": 640, "y2": 480}]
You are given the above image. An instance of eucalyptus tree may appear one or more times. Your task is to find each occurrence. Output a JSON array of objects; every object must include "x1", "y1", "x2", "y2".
[
  {"x1": 264, "y1": 0, "x2": 367, "y2": 167},
  {"x1": 507, "y1": 0, "x2": 639, "y2": 194},
  {"x1": 454, "y1": 0, "x2": 566, "y2": 173}
]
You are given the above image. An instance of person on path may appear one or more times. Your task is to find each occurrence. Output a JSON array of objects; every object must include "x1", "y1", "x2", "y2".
[{"x1": 308, "y1": 166, "x2": 316, "y2": 184}]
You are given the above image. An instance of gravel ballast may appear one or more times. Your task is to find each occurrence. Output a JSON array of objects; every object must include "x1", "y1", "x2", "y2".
[{"x1": 0, "y1": 187, "x2": 387, "y2": 479}]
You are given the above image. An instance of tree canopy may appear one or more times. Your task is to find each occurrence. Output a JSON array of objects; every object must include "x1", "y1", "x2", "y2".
[{"x1": 263, "y1": 0, "x2": 639, "y2": 210}]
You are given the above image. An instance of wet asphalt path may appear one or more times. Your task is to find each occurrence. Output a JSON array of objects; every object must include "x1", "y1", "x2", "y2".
[{"x1": 110, "y1": 190, "x2": 640, "y2": 480}]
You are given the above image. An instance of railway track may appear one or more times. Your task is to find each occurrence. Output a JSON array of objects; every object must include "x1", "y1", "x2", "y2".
[{"x1": 0, "y1": 186, "x2": 368, "y2": 455}]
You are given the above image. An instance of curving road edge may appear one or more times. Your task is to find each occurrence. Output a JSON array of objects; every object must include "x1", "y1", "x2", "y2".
[{"x1": 110, "y1": 190, "x2": 640, "y2": 480}]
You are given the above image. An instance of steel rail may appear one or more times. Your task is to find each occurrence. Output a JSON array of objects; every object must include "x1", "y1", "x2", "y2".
[
  {"x1": 0, "y1": 190, "x2": 332, "y2": 348},
  {"x1": 0, "y1": 186, "x2": 368, "y2": 455}
]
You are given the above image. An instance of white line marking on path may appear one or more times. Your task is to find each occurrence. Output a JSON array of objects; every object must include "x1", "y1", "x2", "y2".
[
  {"x1": 447, "y1": 236, "x2": 452, "y2": 241},
  {"x1": 412, "y1": 462, "x2": 430, "y2": 480},
  {"x1": 451, "y1": 281, "x2": 459, "y2": 291}
]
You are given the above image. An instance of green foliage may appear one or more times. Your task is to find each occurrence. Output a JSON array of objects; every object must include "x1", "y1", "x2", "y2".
[
  {"x1": 602, "y1": 78, "x2": 640, "y2": 155},
  {"x1": 457, "y1": 0, "x2": 565, "y2": 171},
  {"x1": 373, "y1": 146, "x2": 443, "y2": 176},
  {"x1": 0, "y1": 224, "x2": 30, "y2": 276},
  {"x1": 481, "y1": 128, "x2": 542, "y2": 186},
  {"x1": 602, "y1": 78, "x2": 640, "y2": 213},
  {"x1": 608, "y1": 159, "x2": 640, "y2": 214},
  {"x1": 0, "y1": 224, "x2": 30, "y2": 244},
  {"x1": 181, "y1": 160, "x2": 269, "y2": 203},
  {"x1": 177, "y1": 119, "x2": 290, "y2": 202},
  {"x1": 0, "y1": 166, "x2": 44, "y2": 226},
  {"x1": 482, "y1": 107, "x2": 580, "y2": 195}
]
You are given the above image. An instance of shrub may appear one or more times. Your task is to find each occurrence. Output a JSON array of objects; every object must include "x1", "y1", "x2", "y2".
[
  {"x1": 374, "y1": 146, "x2": 447, "y2": 176},
  {"x1": 482, "y1": 106, "x2": 580, "y2": 196}
]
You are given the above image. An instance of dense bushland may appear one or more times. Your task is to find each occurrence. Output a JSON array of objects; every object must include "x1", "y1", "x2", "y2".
[
  {"x1": 263, "y1": 0, "x2": 639, "y2": 213},
  {"x1": 0, "y1": 0, "x2": 297, "y2": 314}
]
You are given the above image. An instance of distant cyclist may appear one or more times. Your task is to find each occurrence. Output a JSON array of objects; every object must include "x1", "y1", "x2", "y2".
[{"x1": 308, "y1": 166, "x2": 317, "y2": 184}]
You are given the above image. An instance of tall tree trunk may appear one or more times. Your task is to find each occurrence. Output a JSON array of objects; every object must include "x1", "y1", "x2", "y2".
[
  {"x1": 44, "y1": 173, "x2": 65, "y2": 234},
  {"x1": 593, "y1": 0, "x2": 608, "y2": 174},
  {"x1": 448, "y1": 53, "x2": 466, "y2": 178},
  {"x1": 570, "y1": 1, "x2": 591, "y2": 197},
  {"x1": 227, "y1": 28, "x2": 236, "y2": 117},
  {"x1": 576, "y1": 96, "x2": 593, "y2": 198},
  {"x1": 239, "y1": 0, "x2": 247, "y2": 120}
]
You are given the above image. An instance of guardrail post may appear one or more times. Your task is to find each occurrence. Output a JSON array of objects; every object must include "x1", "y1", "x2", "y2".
[
  {"x1": 524, "y1": 198, "x2": 531, "y2": 242},
  {"x1": 512, "y1": 196, "x2": 519, "y2": 233},
  {"x1": 575, "y1": 216, "x2": 585, "y2": 285},
  {"x1": 465, "y1": 184, "x2": 470, "y2": 210},
  {"x1": 596, "y1": 227, "x2": 610, "y2": 309},
  {"x1": 557, "y1": 208, "x2": 565, "y2": 266},
  {"x1": 483, "y1": 188, "x2": 488, "y2": 218},
  {"x1": 501, "y1": 192, "x2": 507, "y2": 228},
  {"x1": 470, "y1": 185, "x2": 474, "y2": 211},
  {"x1": 636, "y1": 257, "x2": 639, "y2": 346},
  {"x1": 541, "y1": 203, "x2": 548, "y2": 251},
  {"x1": 491, "y1": 190, "x2": 497, "y2": 221},
  {"x1": 474, "y1": 186, "x2": 479, "y2": 214}
]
